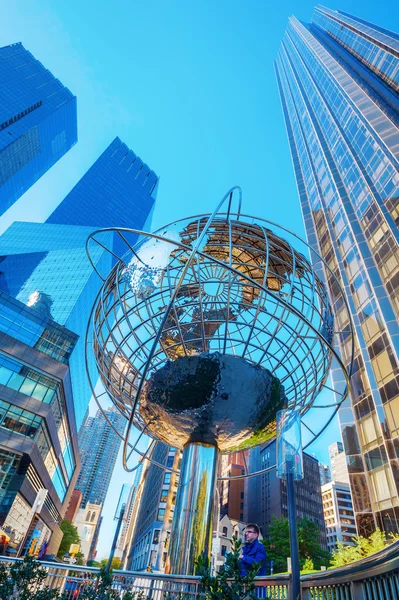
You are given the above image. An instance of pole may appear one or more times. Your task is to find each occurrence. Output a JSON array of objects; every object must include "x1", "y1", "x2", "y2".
[
  {"x1": 286, "y1": 456, "x2": 301, "y2": 600},
  {"x1": 106, "y1": 505, "x2": 125, "y2": 575}
]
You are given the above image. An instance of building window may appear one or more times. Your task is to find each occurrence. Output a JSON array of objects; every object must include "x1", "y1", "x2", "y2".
[
  {"x1": 221, "y1": 545, "x2": 227, "y2": 557},
  {"x1": 222, "y1": 526, "x2": 228, "y2": 536},
  {"x1": 153, "y1": 529, "x2": 160, "y2": 544}
]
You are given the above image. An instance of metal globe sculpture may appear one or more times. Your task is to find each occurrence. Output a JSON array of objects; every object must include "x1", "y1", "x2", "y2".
[{"x1": 85, "y1": 187, "x2": 353, "y2": 574}]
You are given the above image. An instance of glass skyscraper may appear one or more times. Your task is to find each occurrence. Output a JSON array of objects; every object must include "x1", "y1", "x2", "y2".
[
  {"x1": 276, "y1": 7, "x2": 399, "y2": 536},
  {"x1": 75, "y1": 407, "x2": 125, "y2": 507},
  {"x1": 0, "y1": 42, "x2": 77, "y2": 217},
  {"x1": 0, "y1": 138, "x2": 158, "y2": 427}
]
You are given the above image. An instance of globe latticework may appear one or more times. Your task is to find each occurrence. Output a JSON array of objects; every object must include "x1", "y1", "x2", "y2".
[{"x1": 86, "y1": 192, "x2": 352, "y2": 466}]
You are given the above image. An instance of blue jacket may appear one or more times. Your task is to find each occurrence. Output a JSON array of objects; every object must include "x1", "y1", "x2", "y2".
[{"x1": 241, "y1": 538, "x2": 267, "y2": 576}]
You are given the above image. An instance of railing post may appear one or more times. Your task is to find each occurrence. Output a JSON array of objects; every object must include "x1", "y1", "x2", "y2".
[
  {"x1": 300, "y1": 584, "x2": 311, "y2": 600},
  {"x1": 351, "y1": 580, "x2": 365, "y2": 600}
]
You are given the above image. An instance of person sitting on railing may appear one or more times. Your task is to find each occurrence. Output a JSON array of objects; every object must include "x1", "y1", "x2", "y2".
[{"x1": 239, "y1": 524, "x2": 266, "y2": 576}]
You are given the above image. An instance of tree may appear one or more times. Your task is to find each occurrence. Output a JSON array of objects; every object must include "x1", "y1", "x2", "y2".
[
  {"x1": 262, "y1": 516, "x2": 331, "y2": 573},
  {"x1": 57, "y1": 519, "x2": 80, "y2": 559},
  {"x1": 100, "y1": 557, "x2": 122, "y2": 571},
  {"x1": 0, "y1": 555, "x2": 61, "y2": 600},
  {"x1": 331, "y1": 528, "x2": 399, "y2": 568},
  {"x1": 198, "y1": 536, "x2": 259, "y2": 599},
  {"x1": 75, "y1": 551, "x2": 85, "y2": 565}
]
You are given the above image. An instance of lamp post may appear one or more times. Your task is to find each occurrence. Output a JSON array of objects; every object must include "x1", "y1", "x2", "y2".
[{"x1": 277, "y1": 410, "x2": 303, "y2": 600}]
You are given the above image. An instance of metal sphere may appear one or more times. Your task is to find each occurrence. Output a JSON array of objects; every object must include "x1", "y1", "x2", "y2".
[{"x1": 86, "y1": 189, "x2": 351, "y2": 462}]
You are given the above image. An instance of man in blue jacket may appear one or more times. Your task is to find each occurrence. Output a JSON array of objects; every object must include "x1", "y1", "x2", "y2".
[{"x1": 240, "y1": 523, "x2": 267, "y2": 576}]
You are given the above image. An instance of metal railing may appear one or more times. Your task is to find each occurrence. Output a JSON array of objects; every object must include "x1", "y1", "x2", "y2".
[{"x1": 1, "y1": 540, "x2": 398, "y2": 599}]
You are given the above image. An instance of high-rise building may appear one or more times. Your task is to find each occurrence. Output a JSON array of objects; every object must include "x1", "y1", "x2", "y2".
[
  {"x1": 247, "y1": 440, "x2": 327, "y2": 548},
  {"x1": 76, "y1": 408, "x2": 125, "y2": 508},
  {"x1": 322, "y1": 481, "x2": 357, "y2": 552},
  {"x1": 319, "y1": 463, "x2": 332, "y2": 486},
  {"x1": 329, "y1": 442, "x2": 350, "y2": 485},
  {"x1": 127, "y1": 444, "x2": 181, "y2": 572},
  {"x1": 276, "y1": 7, "x2": 399, "y2": 536},
  {"x1": 0, "y1": 138, "x2": 158, "y2": 427},
  {"x1": 0, "y1": 43, "x2": 77, "y2": 217},
  {"x1": 219, "y1": 452, "x2": 247, "y2": 522},
  {"x1": 0, "y1": 291, "x2": 80, "y2": 556},
  {"x1": 46, "y1": 136, "x2": 158, "y2": 256}
]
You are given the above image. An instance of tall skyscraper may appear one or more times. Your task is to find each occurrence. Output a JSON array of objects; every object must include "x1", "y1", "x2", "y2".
[
  {"x1": 276, "y1": 7, "x2": 399, "y2": 536},
  {"x1": 127, "y1": 444, "x2": 181, "y2": 572},
  {"x1": 0, "y1": 138, "x2": 158, "y2": 426},
  {"x1": 75, "y1": 408, "x2": 125, "y2": 508},
  {"x1": 0, "y1": 43, "x2": 77, "y2": 217},
  {"x1": 46, "y1": 136, "x2": 158, "y2": 256}
]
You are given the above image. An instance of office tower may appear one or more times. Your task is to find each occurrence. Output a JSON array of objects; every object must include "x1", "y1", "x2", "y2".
[
  {"x1": 0, "y1": 138, "x2": 158, "y2": 427},
  {"x1": 118, "y1": 463, "x2": 144, "y2": 568},
  {"x1": 127, "y1": 444, "x2": 181, "y2": 572},
  {"x1": 247, "y1": 440, "x2": 327, "y2": 548},
  {"x1": 46, "y1": 136, "x2": 158, "y2": 256},
  {"x1": 322, "y1": 481, "x2": 356, "y2": 552},
  {"x1": 0, "y1": 291, "x2": 80, "y2": 556},
  {"x1": 329, "y1": 442, "x2": 350, "y2": 485},
  {"x1": 76, "y1": 408, "x2": 125, "y2": 508},
  {"x1": 319, "y1": 463, "x2": 332, "y2": 486},
  {"x1": 276, "y1": 7, "x2": 399, "y2": 536},
  {"x1": 0, "y1": 43, "x2": 77, "y2": 217},
  {"x1": 219, "y1": 452, "x2": 247, "y2": 522}
]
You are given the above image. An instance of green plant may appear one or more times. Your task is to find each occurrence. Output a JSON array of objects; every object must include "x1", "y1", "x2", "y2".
[
  {"x1": 0, "y1": 555, "x2": 61, "y2": 600},
  {"x1": 197, "y1": 536, "x2": 260, "y2": 599},
  {"x1": 331, "y1": 528, "x2": 399, "y2": 568}
]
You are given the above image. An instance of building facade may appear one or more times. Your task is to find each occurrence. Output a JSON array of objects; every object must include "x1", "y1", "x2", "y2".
[
  {"x1": 219, "y1": 452, "x2": 247, "y2": 522},
  {"x1": 0, "y1": 138, "x2": 158, "y2": 427},
  {"x1": 73, "y1": 501, "x2": 102, "y2": 562},
  {"x1": 75, "y1": 408, "x2": 125, "y2": 508},
  {"x1": 319, "y1": 463, "x2": 332, "y2": 486},
  {"x1": 322, "y1": 481, "x2": 357, "y2": 552},
  {"x1": 0, "y1": 291, "x2": 80, "y2": 556},
  {"x1": 329, "y1": 442, "x2": 350, "y2": 485},
  {"x1": 276, "y1": 7, "x2": 399, "y2": 536},
  {"x1": 212, "y1": 514, "x2": 246, "y2": 573},
  {"x1": 247, "y1": 440, "x2": 327, "y2": 548},
  {"x1": 0, "y1": 43, "x2": 77, "y2": 217},
  {"x1": 127, "y1": 444, "x2": 180, "y2": 572}
]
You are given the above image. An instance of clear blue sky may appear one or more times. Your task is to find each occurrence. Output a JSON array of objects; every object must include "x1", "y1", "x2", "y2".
[{"x1": 1, "y1": 0, "x2": 397, "y2": 560}]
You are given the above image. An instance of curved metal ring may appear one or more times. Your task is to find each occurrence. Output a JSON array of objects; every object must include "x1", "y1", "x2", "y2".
[{"x1": 85, "y1": 190, "x2": 354, "y2": 475}]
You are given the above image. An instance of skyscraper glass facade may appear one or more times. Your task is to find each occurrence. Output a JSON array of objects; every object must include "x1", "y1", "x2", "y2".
[
  {"x1": 76, "y1": 408, "x2": 125, "y2": 507},
  {"x1": 276, "y1": 7, "x2": 399, "y2": 535},
  {"x1": 0, "y1": 43, "x2": 77, "y2": 217},
  {"x1": 0, "y1": 222, "x2": 112, "y2": 428},
  {"x1": 0, "y1": 138, "x2": 158, "y2": 427},
  {"x1": 46, "y1": 136, "x2": 158, "y2": 257}
]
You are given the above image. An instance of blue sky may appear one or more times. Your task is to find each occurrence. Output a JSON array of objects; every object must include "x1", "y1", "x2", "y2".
[{"x1": 1, "y1": 0, "x2": 398, "y2": 560}]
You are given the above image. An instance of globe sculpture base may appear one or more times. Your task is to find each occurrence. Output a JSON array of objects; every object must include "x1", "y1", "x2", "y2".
[{"x1": 166, "y1": 442, "x2": 218, "y2": 575}]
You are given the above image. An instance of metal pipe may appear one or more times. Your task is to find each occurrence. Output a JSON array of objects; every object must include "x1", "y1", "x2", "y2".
[{"x1": 167, "y1": 442, "x2": 218, "y2": 575}]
